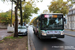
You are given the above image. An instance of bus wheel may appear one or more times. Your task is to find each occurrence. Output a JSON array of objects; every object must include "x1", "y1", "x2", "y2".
[
  {"x1": 36, "y1": 31, "x2": 38, "y2": 35},
  {"x1": 37, "y1": 34, "x2": 42, "y2": 39},
  {"x1": 34, "y1": 30, "x2": 36, "y2": 34},
  {"x1": 38, "y1": 36, "x2": 42, "y2": 40}
]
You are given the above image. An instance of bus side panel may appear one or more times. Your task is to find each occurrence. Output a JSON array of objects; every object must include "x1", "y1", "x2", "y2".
[{"x1": 37, "y1": 27, "x2": 42, "y2": 38}]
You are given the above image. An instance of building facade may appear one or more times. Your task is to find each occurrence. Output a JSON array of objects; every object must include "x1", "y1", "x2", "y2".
[{"x1": 67, "y1": 8, "x2": 75, "y2": 30}]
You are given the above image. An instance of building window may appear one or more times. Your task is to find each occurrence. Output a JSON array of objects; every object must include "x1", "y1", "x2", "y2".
[
  {"x1": 70, "y1": 23, "x2": 71, "y2": 29},
  {"x1": 74, "y1": 16, "x2": 75, "y2": 21},
  {"x1": 72, "y1": 16, "x2": 74, "y2": 21},
  {"x1": 68, "y1": 17, "x2": 69, "y2": 22},
  {"x1": 68, "y1": 17, "x2": 70, "y2": 22},
  {"x1": 73, "y1": 10, "x2": 75, "y2": 14},
  {"x1": 68, "y1": 17, "x2": 70, "y2": 21},
  {"x1": 68, "y1": 11, "x2": 72, "y2": 15},
  {"x1": 73, "y1": 16, "x2": 74, "y2": 21},
  {"x1": 74, "y1": 23, "x2": 75, "y2": 29},
  {"x1": 68, "y1": 23, "x2": 69, "y2": 29},
  {"x1": 70, "y1": 17, "x2": 72, "y2": 21},
  {"x1": 72, "y1": 23, "x2": 74, "y2": 29}
]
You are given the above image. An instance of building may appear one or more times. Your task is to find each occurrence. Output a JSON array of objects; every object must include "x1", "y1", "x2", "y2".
[{"x1": 67, "y1": 5, "x2": 75, "y2": 30}]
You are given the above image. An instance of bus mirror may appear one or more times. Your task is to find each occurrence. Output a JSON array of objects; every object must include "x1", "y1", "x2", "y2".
[{"x1": 63, "y1": 18, "x2": 66, "y2": 22}]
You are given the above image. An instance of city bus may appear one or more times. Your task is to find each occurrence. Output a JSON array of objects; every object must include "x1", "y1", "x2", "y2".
[{"x1": 33, "y1": 13, "x2": 65, "y2": 39}]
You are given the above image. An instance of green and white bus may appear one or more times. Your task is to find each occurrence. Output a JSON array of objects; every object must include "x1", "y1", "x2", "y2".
[{"x1": 33, "y1": 13, "x2": 65, "y2": 39}]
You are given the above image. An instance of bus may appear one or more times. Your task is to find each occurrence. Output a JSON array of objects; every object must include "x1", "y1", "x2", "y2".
[{"x1": 33, "y1": 13, "x2": 65, "y2": 39}]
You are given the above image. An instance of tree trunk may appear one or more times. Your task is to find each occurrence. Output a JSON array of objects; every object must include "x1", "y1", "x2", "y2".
[
  {"x1": 10, "y1": 1, "x2": 13, "y2": 27},
  {"x1": 14, "y1": 0, "x2": 19, "y2": 37},
  {"x1": 20, "y1": 0, "x2": 23, "y2": 26}
]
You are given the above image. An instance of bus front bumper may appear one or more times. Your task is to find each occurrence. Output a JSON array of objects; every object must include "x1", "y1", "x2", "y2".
[{"x1": 40, "y1": 35, "x2": 64, "y2": 39}]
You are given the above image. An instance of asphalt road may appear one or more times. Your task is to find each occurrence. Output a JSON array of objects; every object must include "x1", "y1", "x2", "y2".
[{"x1": 28, "y1": 26, "x2": 75, "y2": 50}]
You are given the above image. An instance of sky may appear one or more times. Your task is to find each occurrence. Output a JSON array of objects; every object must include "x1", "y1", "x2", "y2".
[
  {"x1": 0, "y1": 0, "x2": 67, "y2": 21},
  {"x1": 30, "y1": 0, "x2": 52, "y2": 21},
  {"x1": 0, "y1": 1, "x2": 15, "y2": 12},
  {"x1": 30, "y1": 0, "x2": 67, "y2": 21}
]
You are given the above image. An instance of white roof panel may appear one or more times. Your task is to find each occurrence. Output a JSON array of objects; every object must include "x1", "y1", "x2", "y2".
[{"x1": 41, "y1": 13, "x2": 63, "y2": 14}]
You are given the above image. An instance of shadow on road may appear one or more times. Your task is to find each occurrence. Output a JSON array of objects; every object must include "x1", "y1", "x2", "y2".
[
  {"x1": 36, "y1": 36, "x2": 65, "y2": 45},
  {"x1": 39, "y1": 39, "x2": 64, "y2": 43}
]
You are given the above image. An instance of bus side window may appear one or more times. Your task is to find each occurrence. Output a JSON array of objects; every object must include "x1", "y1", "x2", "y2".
[
  {"x1": 33, "y1": 20, "x2": 37, "y2": 27},
  {"x1": 37, "y1": 20, "x2": 40, "y2": 28}
]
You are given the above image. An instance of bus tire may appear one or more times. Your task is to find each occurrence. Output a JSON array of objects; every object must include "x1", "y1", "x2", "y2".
[
  {"x1": 36, "y1": 31, "x2": 38, "y2": 35},
  {"x1": 33, "y1": 29, "x2": 35, "y2": 34},
  {"x1": 37, "y1": 34, "x2": 42, "y2": 39},
  {"x1": 38, "y1": 36, "x2": 42, "y2": 40}
]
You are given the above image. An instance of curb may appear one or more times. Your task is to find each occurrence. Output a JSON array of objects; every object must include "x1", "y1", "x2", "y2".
[
  {"x1": 64, "y1": 29, "x2": 75, "y2": 32},
  {"x1": 64, "y1": 33, "x2": 75, "y2": 37},
  {"x1": 28, "y1": 30, "x2": 31, "y2": 50},
  {"x1": 28, "y1": 37, "x2": 31, "y2": 50}
]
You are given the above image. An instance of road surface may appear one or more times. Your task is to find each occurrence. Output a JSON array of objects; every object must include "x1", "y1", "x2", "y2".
[{"x1": 28, "y1": 26, "x2": 75, "y2": 50}]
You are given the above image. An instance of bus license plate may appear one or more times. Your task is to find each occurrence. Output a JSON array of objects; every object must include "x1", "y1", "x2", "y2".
[{"x1": 51, "y1": 37, "x2": 57, "y2": 38}]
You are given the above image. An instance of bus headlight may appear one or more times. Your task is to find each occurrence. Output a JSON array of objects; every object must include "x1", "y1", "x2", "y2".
[
  {"x1": 42, "y1": 31, "x2": 47, "y2": 36},
  {"x1": 61, "y1": 31, "x2": 64, "y2": 35}
]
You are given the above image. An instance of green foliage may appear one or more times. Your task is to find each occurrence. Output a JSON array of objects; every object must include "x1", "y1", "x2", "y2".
[
  {"x1": 0, "y1": 40, "x2": 4, "y2": 43},
  {"x1": 27, "y1": 0, "x2": 43, "y2": 2},
  {"x1": 18, "y1": 36, "x2": 23, "y2": 38},
  {"x1": 68, "y1": 0, "x2": 75, "y2": 4},
  {"x1": 0, "y1": 10, "x2": 15, "y2": 25},
  {"x1": 3, "y1": 36, "x2": 16, "y2": 40},
  {"x1": 3, "y1": 36, "x2": 23, "y2": 40},
  {"x1": 1, "y1": 0, "x2": 40, "y2": 24},
  {"x1": 30, "y1": 17, "x2": 37, "y2": 25},
  {"x1": 22, "y1": 1, "x2": 39, "y2": 23},
  {"x1": 34, "y1": 7, "x2": 39, "y2": 14},
  {"x1": 48, "y1": 0, "x2": 69, "y2": 15},
  {"x1": 43, "y1": 10, "x2": 48, "y2": 13},
  {"x1": 67, "y1": 0, "x2": 74, "y2": 8}
]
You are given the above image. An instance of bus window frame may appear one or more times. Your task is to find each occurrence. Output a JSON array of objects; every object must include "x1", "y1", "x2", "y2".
[{"x1": 39, "y1": 14, "x2": 64, "y2": 30}]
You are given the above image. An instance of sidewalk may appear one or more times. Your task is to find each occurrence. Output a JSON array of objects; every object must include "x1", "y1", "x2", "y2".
[
  {"x1": 0, "y1": 29, "x2": 13, "y2": 40},
  {"x1": 64, "y1": 30, "x2": 75, "y2": 37}
]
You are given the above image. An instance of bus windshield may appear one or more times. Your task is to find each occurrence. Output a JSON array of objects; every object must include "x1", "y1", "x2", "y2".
[{"x1": 41, "y1": 17, "x2": 63, "y2": 30}]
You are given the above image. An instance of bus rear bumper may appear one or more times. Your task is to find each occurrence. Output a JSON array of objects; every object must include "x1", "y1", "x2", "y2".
[{"x1": 40, "y1": 35, "x2": 64, "y2": 39}]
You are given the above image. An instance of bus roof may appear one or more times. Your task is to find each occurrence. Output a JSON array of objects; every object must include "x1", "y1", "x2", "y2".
[
  {"x1": 41, "y1": 13, "x2": 63, "y2": 14},
  {"x1": 33, "y1": 13, "x2": 63, "y2": 22}
]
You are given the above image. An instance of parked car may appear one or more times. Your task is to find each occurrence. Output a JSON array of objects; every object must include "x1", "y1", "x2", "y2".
[
  {"x1": 26, "y1": 24, "x2": 29, "y2": 28},
  {"x1": 18, "y1": 26, "x2": 27, "y2": 36}
]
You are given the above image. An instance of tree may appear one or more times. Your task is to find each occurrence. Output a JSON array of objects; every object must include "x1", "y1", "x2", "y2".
[
  {"x1": 14, "y1": 0, "x2": 20, "y2": 37},
  {"x1": 1, "y1": 0, "x2": 20, "y2": 37},
  {"x1": 21, "y1": 1, "x2": 39, "y2": 24},
  {"x1": 30, "y1": 17, "x2": 37, "y2": 25},
  {"x1": 0, "y1": 10, "x2": 15, "y2": 25},
  {"x1": 1, "y1": 0, "x2": 41, "y2": 37},
  {"x1": 67, "y1": 0, "x2": 75, "y2": 4},
  {"x1": 43, "y1": 10, "x2": 49, "y2": 13},
  {"x1": 67, "y1": 0, "x2": 74, "y2": 8},
  {"x1": 48, "y1": 0, "x2": 69, "y2": 15}
]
